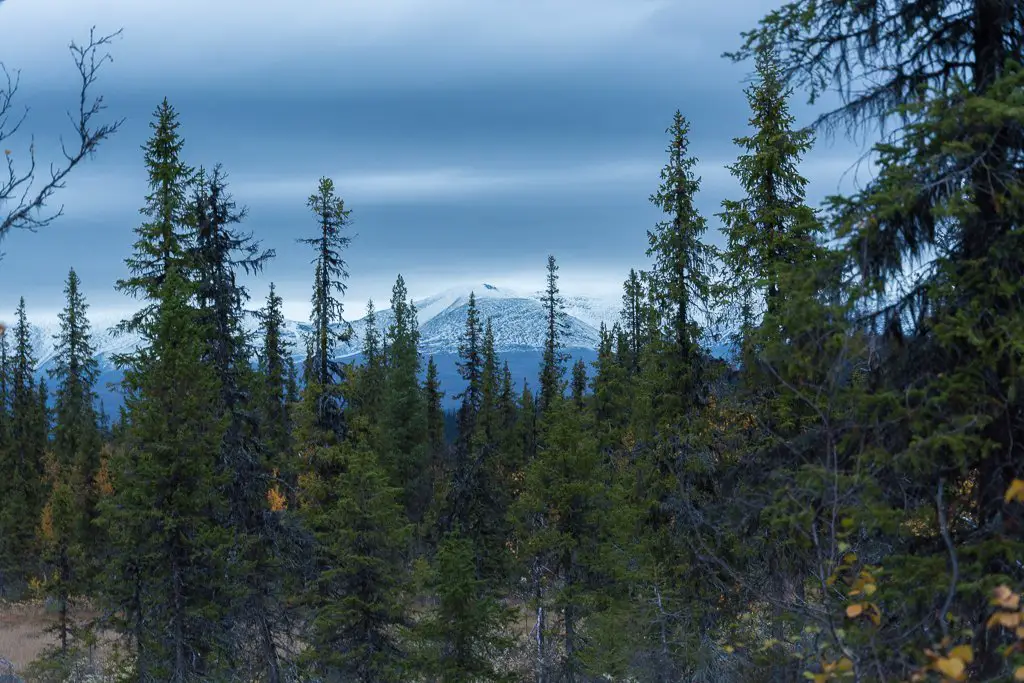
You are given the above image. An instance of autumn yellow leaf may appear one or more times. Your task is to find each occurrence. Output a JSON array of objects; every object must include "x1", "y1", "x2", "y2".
[
  {"x1": 846, "y1": 603, "x2": 863, "y2": 618},
  {"x1": 836, "y1": 657, "x2": 853, "y2": 672},
  {"x1": 266, "y1": 485, "x2": 287, "y2": 512},
  {"x1": 1014, "y1": 665, "x2": 1024, "y2": 682},
  {"x1": 3, "y1": 149, "x2": 10, "y2": 155},
  {"x1": 993, "y1": 585, "x2": 1021, "y2": 610},
  {"x1": 1006, "y1": 479, "x2": 1024, "y2": 503},
  {"x1": 948, "y1": 644, "x2": 973, "y2": 663},
  {"x1": 933, "y1": 656, "x2": 966, "y2": 680},
  {"x1": 987, "y1": 611, "x2": 1022, "y2": 629}
]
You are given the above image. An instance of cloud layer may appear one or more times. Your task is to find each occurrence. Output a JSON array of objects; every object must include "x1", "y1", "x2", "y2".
[{"x1": 0, "y1": 0, "x2": 871, "y2": 324}]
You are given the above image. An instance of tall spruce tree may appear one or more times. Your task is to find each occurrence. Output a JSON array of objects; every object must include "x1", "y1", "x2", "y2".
[
  {"x1": 538, "y1": 255, "x2": 569, "y2": 413},
  {"x1": 299, "y1": 440, "x2": 411, "y2": 683},
  {"x1": 40, "y1": 268, "x2": 102, "y2": 643},
  {"x1": 258, "y1": 283, "x2": 291, "y2": 470},
  {"x1": 98, "y1": 267, "x2": 233, "y2": 680},
  {"x1": 0, "y1": 298, "x2": 46, "y2": 594},
  {"x1": 645, "y1": 111, "x2": 715, "y2": 420},
  {"x1": 352, "y1": 299, "x2": 385, "y2": 438},
  {"x1": 441, "y1": 294, "x2": 496, "y2": 554},
  {"x1": 619, "y1": 268, "x2": 652, "y2": 375},
  {"x1": 114, "y1": 99, "x2": 194, "y2": 336},
  {"x1": 514, "y1": 398, "x2": 611, "y2": 682},
  {"x1": 188, "y1": 163, "x2": 286, "y2": 679},
  {"x1": 48, "y1": 269, "x2": 101, "y2": 525},
  {"x1": 424, "y1": 355, "x2": 445, "y2": 457},
  {"x1": 297, "y1": 176, "x2": 353, "y2": 436},
  {"x1": 455, "y1": 292, "x2": 484, "y2": 441},
  {"x1": 414, "y1": 529, "x2": 515, "y2": 682},
  {"x1": 716, "y1": 48, "x2": 819, "y2": 347},
  {"x1": 380, "y1": 275, "x2": 428, "y2": 521}
]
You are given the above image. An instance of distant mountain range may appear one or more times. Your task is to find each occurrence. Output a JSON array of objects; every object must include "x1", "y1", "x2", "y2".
[
  {"x1": 27, "y1": 284, "x2": 621, "y2": 411},
  {"x1": 25, "y1": 283, "x2": 731, "y2": 412}
]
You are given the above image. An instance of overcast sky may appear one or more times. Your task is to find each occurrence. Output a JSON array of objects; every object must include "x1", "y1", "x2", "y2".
[{"x1": 0, "y1": 0, "x2": 876, "y2": 323}]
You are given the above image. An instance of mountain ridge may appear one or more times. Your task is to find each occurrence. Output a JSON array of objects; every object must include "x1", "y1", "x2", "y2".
[
  {"x1": 24, "y1": 282, "x2": 620, "y2": 372},
  {"x1": 21, "y1": 284, "x2": 623, "y2": 409}
]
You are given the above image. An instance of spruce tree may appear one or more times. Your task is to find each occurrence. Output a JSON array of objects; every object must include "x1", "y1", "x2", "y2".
[
  {"x1": 619, "y1": 268, "x2": 651, "y2": 374},
  {"x1": 455, "y1": 292, "x2": 484, "y2": 440},
  {"x1": 591, "y1": 324, "x2": 630, "y2": 451},
  {"x1": 188, "y1": 163, "x2": 286, "y2": 679},
  {"x1": 414, "y1": 530, "x2": 515, "y2": 682},
  {"x1": 114, "y1": 99, "x2": 194, "y2": 335},
  {"x1": 47, "y1": 269, "x2": 102, "y2": 563},
  {"x1": 441, "y1": 298, "x2": 504, "y2": 572},
  {"x1": 380, "y1": 275, "x2": 428, "y2": 521},
  {"x1": 352, "y1": 299, "x2": 385, "y2": 439},
  {"x1": 538, "y1": 255, "x2": 569, "y2": 413},
  {"x1": 297, "y1": 176, "x2": 353, "y2": 436},
  {"x1": 716, "y1": 48, "x2": 819, "y2": 347},
  {"x1": 258, "y1": 283, "x2": 291, "y2": 469},
  {"x1": 299, "y1": 441, "x2": 411, "y2": 682},
  {"x1": 32, "y1": 269, "x2": 104, "y2": 664},
  {"x1": 570, "y1": 359, "x2": 587, "y2": 408},
  {"x1": 645, "y1": 111, "x2": 714, "y2": 419},
  {"x1": 514, "y1": 399, "x2": 611, "y2": 682},
  {"x1": 424, "y1": 355, "x2": 445, "y2": 456},
  {"x1": 478, "y1": 317, "x2": 500, "y2": 445},
  {"x1": 98, "y1": 267, "x2": 233, "y2": 680},
  {"x1": 0, "y1": 298, "x2": 46, "y2": 593}
]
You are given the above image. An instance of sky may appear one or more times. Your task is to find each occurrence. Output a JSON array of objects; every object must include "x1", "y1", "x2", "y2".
[{"x1": 0, "y1": 0, "x2": 877, "y2": 324}]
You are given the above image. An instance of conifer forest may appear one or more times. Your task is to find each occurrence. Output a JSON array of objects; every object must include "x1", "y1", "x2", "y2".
[{"x1": 1, "y1": 0, "x2": 1023, "y2": 681}]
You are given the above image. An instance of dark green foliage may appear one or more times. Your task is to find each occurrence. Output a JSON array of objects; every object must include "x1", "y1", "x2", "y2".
[
  {"x1": 11, "y1": 21, "x2": 1024, "y2": 679},
  {"x1": 716, "y1": 48, "x2": 819, "y2": 345},
  {"x1": 380, "y1": 275, "x2": 428, "y2": 522},
  {"x1": 31, "y1": 269, "x2": 104, "y2": 667},
  {"x1": 455, "y1": 291, "x2": 484, "y2": 439},
  {"x1": 189, "y1": 162, "x2": 292, "y2": 680},
  {"x1": 114, "y1": 98, "x2": 194, "y2": 335},
  {"x1": 299, "y1": 440, "x2": 411, "y2": 683},
  {"x1": 98, "y1": 267, "x2": 234, "y2": 681},
  {"x1": 645, "y1": 111, "x2": 715, "y2": 421},
  {"x1": 0, "y1": 298, "x2": 46, "y2": 594},
  {"x1": 570, "y1": 359, "x2": 587, "y2": 408},
  {"x1": 424, "y1": 356, "x2": 445, "y2": 455},
  {"x1": 538, "y1": 255, "x2": 569, "y2": 413},
  {"x1": 514, "y1": 397, "x2": 615, "y2": 682},
  {"x1": 298, "y1": 176, "x2": 353, "y2": 436},
  {"x1": 258, "y1": 283, "x2": 292, "y2": 467},
  {"x1": 413, "y1": 531, "x2": 515, "y2": 682}
]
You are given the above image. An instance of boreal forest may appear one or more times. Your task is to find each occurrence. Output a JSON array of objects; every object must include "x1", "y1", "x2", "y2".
[{"x1": 0, "y1": 0, "x2": 1023, "y2": 681}]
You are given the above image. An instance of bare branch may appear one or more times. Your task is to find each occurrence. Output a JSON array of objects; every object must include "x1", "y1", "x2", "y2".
[{"x1": 0, "y1": 26, "x2": 124, "y2": 257}]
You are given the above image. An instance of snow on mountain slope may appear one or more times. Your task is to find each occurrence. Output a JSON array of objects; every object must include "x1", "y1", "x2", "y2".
[{"x1": 25, "y1": 283, "x2": 622, "y2": 372}]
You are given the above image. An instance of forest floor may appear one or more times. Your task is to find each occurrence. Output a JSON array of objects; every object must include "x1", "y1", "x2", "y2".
[
  {"x1": 0, "y1": 599, "x2": 111, "y2": 678},
  {"x1": 0, "y1": 599, "x2": 547, "y2": 680}
]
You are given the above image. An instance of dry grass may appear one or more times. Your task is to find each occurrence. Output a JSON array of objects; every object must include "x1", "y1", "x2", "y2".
[
  {"x1": 0, "y1": 600, "x2": 53, "y2": 672},
  {"x1": 0, "y1": 599, "x2": 111, "y2": 676}
]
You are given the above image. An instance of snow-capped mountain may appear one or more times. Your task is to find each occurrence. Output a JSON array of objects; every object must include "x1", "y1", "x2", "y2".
[{"x1": 24, "y1": 284, "x2": 622, "y2": 410}]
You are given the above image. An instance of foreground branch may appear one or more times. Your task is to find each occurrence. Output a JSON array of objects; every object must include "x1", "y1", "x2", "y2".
[{"x1": 0, "y1": 26, "x2": 123, "y2": 254}]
